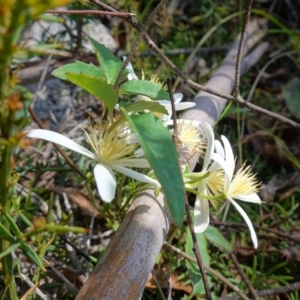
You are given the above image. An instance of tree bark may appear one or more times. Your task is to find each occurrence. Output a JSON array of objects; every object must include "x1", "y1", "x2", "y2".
[{"x1": 76, "y1": 19, "x2": 269, "y2": 300}]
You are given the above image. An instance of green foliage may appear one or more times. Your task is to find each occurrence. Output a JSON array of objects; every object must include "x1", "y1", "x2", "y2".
[
  {"x1": 204, "y1": 225, "x2": 232, "y2": 253},
  {"x1": 124, "y1": 111, "x2": 185, "y2": 228},
  {"x1": 90, "y1": 37, "x2": 127, "y2": 84},
  {"x1": 119, "y1": 80, "x2": 170, "y2": 100},
  {"x1": 282, "y1": 77, "x2": 300, "y2": 120},
  {"x1": 66, "y1": 72, "x2": 119, "y2": 112},
  {"x1": 52, "y1": 61, "x2": 105, "y2": 81},
  {"x1": 185, "y1": 229, "x2": 211, "y2": 296}
]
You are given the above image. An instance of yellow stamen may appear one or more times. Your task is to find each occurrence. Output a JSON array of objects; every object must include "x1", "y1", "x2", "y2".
[
  {"x1": 83, "y1": 122, "x2": 136, "y2": 164},
  {"x1": 228, "y1": 164, "x2": 260, "y2": 196},
  {"x1": 177, "y1": 121, "x2": 205, "y2": 155}
]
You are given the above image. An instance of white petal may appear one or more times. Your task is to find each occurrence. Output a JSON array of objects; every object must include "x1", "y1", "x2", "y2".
[
  {"x1": 194, "y1": 196, "x2": 210, "y2": 233},
  {"x1": 164, "y1": 118, "x2": 200, "y2": 127},
  {"x1": 93, "y1": 164, "x2": 116, "y2": 202},
  {"x1": 214, "y1": 140, "x2": 225, "y2": 158},
  {"x1": 114, "y1": 158, "x2": 150, "y2": 168},
  {"x1": 111, "y1": 165, "x2": 160, "y2": 188},
  {"x1": 227, "y1": 197, "x2": 258, "y2": 248},
  {"x1": 210, "y1": 153, "x2": 231, "y2": 191},
  {"x1": 162, "y1": 102, "x2": 195, "y2": 112},
  {"x1": 232, "y1": 193, "x2": 261, "y2": 204},
  {"x1": 221, "y1": 135, "x2": 235, "y2": 179},
  {"x1": 202, "y1": 123, "x2": 215, "y2": 170},
  {"x1": 134, "y1": 148, "x2": 145, "y2": 157},
  {"x1": 27, "y1": 129, "x2": 95, "y2": 160},
  {"x1": 123, "y1": 57, "x2": 138, "y2": 80},
  {"x1": 173, "y1": 93, "x2": 183, "y2": 103}
]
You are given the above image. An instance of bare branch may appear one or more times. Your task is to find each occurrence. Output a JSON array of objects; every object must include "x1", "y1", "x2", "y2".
[
  {"x1": 234, "y1": 0, "x2": 254, "y2": 98},
  {"x1": 46, "y1": 9, "x2": 135, "y2": 17}
]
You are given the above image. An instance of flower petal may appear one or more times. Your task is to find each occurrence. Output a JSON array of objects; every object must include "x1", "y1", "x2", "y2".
[
  {"x1": 194, "y1": 196, "x2": 210, "y2": 233},
  {"x1": 221, "y1": 135, "x2": 235, "y2": 179},
  {"x1": 27, "y1": 129, "x2": 95, "y2": 159},
  {"x1": 214, "y1": 140, "x2": 225, "y2": 158},
  {"x1": 174, "y1": 92, "x2": 183, "y2": 103},
  {"x1": 93, "y1": 164, "x2": 116, "y2": 202},
  {"x1": 227, "y1": 197, "x2": 258, "y2": 248},
  {"x1": 232, "y1": 193, "x2": 261, "y2": 204},
  {"x1": 111, "y1": 165, "x2": 160, "y2": 188},
  {"x1": 202, "y1": 123, "x2": 215, "y2": 170},
  {"x1": 124, "y1": 57, "x2": 138, "y2": 80},
  {"x1": 114, "y1": 158, "x2": 150, "y2": 168},
  {"x1": 162, "y1": 102, "x2": 196, "y2": 112},
  {"x1": 164, "y1": 118, "x2": 200, "y2": 127}
]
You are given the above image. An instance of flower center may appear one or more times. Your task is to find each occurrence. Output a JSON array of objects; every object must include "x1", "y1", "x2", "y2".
[
  {"x1": 84, "y1": 122, "x2": 136, "y2": 164},
  {"x1": 228, "y1": 164, "x2": 260, "y2": 196}
]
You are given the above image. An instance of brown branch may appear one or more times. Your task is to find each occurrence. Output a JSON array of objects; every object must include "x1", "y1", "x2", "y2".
[
  {"x1": 163, "y1": 242, "x2": 251, "y2": 300},
  {"x1": 234, "y1": 0, "x2": 253, "y2": 98},
  {"x1": 113, "y1": 0, "x2": 168, "y2": 88},
  {"x1": 219, "y1": 281, "x2": 300, "y2": 300},
  {"x1": 46, "y1": 9, "x2": 134, "y2": 17},
  {"x1": 92, "y1": 1, "x2": 300, "y2": 129},
  {"x1": 211, "y1": 220, "x2": 300, "y2": 243},
  {"x1": 229, "y1": 252, "x2": 259, "y2": 300}
]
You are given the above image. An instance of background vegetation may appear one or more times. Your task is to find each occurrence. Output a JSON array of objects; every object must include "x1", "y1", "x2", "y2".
[{"x1": 1, "y1": 0, "x2": 300, "y2": 299}]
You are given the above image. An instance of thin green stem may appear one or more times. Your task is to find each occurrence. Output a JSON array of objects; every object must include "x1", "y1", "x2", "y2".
[{"x1": 0, "y1": 147, "x2": 17, "y2": 299}]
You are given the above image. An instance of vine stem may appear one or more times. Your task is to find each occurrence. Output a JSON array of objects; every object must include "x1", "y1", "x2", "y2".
[
  {"x1": 113, "y1": 0, "x2": 168, "y2": 89},
  {"x1": 167, "y1": 79, "x2": 212, "y2": 300}
]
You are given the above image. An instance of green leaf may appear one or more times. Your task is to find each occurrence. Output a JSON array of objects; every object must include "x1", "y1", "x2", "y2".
[
  {"x1": 185, "y1": 230, "x2": 211, "y2": 296},
  {"x1": 119, "y1": 101, "x2": 168, "y2": 115},
  {"x1": 125, "y1": 111, "x2": 185, "y2": 227},
  {"x1": 1, "y1": 210, "x2": 21, "y2": 237},
  {"x1": 90, "y1": 38, "x2": 126, "y2": 84},
  {"x1": 0, "y1": 243, "x2": 21, "y2": 260},
  {"x1": 119, "y1": 80, "x2": 170, "y2": 100},
  {"x1": 204, "y1": 225, "x2": 232, "y2": 253},
  {"x1": 20, "y1": 243, "x2": 44, "y2": 269},
  {"x1": 65, "y1": 72, "x2": 118, "y2": 112},
  {"x1": 282, "y1": 77, "x2": 300, "y2": 119},
  {"x1": 0, "y1": 224, "x2": 14, "y2": 242},
  {"x1": 52, "y1": 61, "x2": 104, "y2": 81}
]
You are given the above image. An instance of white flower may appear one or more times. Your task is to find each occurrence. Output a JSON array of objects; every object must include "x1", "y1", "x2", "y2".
[
  {"x1": 192, "y1": 123, "x2": 225, "y2": 233},
  {"x1": 215, "y1": 136, "x2": 261, "y2": 248},
  {"x1": 27, "y1": 123, "x2": 159, "y2": 203},
  {"x1": 124, "y1": 58, "x2": 195, "y2": 122},
  {"x1": 166, "y1": 119, "x2": 205, "y2": 157}
]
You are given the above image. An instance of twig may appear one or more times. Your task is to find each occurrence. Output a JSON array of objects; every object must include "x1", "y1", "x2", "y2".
[
  {"x1": 91, "y1": 1, "x2": 300, "y2": 129},
  {"x1": 167, "y1": 79, "x2": 179, "y2": 147},
  {"x1": 59, "y1": 235, "x2": 96, "y2": 266},
  {"x1": 46, "y1": 9, "x2": 135, "y2": 17},
  {"x1": 20, "y1": 273, "x2": 48, "y2": 300},
  {"x1": 163, "y1": 242, "x2": 251, "y2": 300},
  {"x1": 219, "y1": 281, "x2": 300, "y2": 300},
  {"x1": 44, "y1": 259, "x2": 79, "y2": 296},
  {"x1": 167, "y1": 79, "x2": 212, "y2": 300},
  {"x1": 151, "y1": 270, "x2": 167, "y2": 300},
  {"x1": 241, "y1": 50, "x2": 298, "y2": 137},
  {"x1": 211, "y1": 220, "x2": 300, "y2": 243},
  {"x1": 229, "y1": 252, "x2": 259, "y2": 300},
  {"x1": 234, "y1": 0, "x2": 253, "y2": 98},
  {"x1": 113, "y1": 0, "x2": 168, "y2": 88}
]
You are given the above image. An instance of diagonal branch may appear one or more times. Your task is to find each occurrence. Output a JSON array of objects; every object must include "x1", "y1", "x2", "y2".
[{"x1": 91, "y1": 0, "x2": 300, "y2": 129}]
